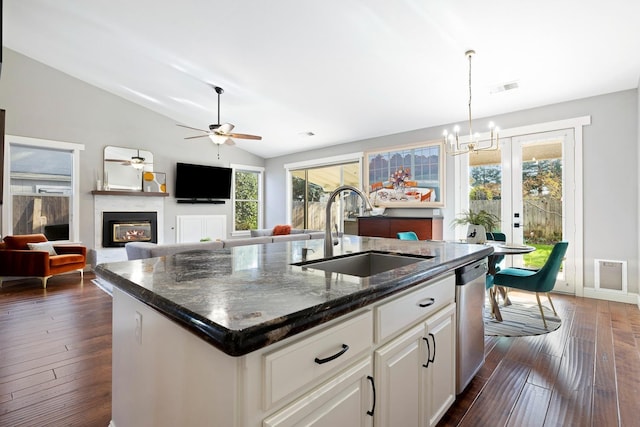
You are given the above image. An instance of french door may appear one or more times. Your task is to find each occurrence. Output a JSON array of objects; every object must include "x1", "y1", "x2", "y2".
[{"x1": 463, "y1": 129, "x2": 576, "y2": 293}]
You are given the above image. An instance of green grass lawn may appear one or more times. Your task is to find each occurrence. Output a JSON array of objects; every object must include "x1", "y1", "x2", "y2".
[{"x1": 523, "y1": 243, "x2": 552, "y2": 268}]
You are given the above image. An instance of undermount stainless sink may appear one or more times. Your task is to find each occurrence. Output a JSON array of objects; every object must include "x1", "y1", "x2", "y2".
[{"x1": 292, "y1": 251, "x2": 434, "y2": 277}]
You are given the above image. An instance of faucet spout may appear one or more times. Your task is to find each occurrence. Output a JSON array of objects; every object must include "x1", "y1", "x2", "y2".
[{"x1": 324, "y1": 185, "x2": 373, "y2": 258}]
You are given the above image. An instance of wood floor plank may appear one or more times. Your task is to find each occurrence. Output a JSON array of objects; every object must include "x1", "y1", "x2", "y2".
[
  {"x1": 506, "y1": 383, "x2": 552, "y2": 427},
  {"x1": 543, "y1": 386, "x2": 593, "y2": 427},
  {"x1": 458, "y1": 358, "x2": 530, "y2": 426}
]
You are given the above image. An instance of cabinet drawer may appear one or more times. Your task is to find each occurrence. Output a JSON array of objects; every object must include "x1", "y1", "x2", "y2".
[
  {"x1": 375, "y1": 274, "x2": 454, "y2": 343},
  {"x1": 263, "y1": 310, "x2": 373, "y2": 409}
]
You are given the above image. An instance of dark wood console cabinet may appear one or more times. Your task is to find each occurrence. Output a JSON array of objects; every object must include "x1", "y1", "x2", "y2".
[{"x1": 357, "y1": 216, "x2": 443, "y2": 240}]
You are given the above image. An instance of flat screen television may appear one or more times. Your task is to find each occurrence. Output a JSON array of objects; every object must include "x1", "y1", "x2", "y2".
[{"x1": 175, "y1": 162, "x2": 232, "y2": 200}]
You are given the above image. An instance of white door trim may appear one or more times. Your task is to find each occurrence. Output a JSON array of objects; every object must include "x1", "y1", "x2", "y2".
[{"x1": 454, "y1": 116, "x2": 590, "y2": 296}]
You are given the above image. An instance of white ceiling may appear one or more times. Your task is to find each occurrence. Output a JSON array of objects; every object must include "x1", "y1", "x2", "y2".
[{"x1": 5, "y1": 1, "x2": 640, "y2": 159}]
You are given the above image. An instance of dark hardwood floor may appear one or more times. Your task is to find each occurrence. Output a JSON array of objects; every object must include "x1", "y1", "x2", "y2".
[
  {"x1": 0, "y1": 272, "x2": 112, "y2": 427},
  {"x1": 438, "y1": 290, "x2": 640, "y2": 427},
  {"x1": 1, "y1": 273, "x2": 639, "y2": 426}
]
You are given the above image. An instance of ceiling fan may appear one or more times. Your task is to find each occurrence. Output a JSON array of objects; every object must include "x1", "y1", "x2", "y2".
[
  {"x1": 105, "y1": 149, "x2": 148, "y2": 169},
  {"x1": 177, "y1": 86, "x2": 262, "y2": 147}
]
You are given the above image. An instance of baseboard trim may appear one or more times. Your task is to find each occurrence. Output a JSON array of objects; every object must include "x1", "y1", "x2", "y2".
[{"x1": 583, "y1": 288, "x2": 638, "y2": 305}]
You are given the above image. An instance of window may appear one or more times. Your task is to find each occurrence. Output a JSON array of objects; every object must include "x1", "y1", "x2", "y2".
[
  {"x1": 3, "y1": 136, "x2": 84, "y2": 241},
  {"x1": 285, "y1": 153, "x2": 363, "y2": 232},
  {"x1": 231, "y1": 164, "x2": 264, "y2": 234}
]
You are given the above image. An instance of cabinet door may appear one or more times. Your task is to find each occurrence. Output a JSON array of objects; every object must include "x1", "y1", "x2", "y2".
[
  {"x1": 424, "y1": 303, "x2": 456, "y2": 427},
  {"x1": 263, "y1": 358, "x2": 373, "y2": 427},
  {"x1": 373, "y1": 324, "x2": 425, "y2": 427},
  {"x1": 358, "y1": 217, "x2": 390, "y2": 237}
]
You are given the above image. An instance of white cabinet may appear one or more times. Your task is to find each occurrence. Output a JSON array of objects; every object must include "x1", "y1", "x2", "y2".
[
  {"x1": 111, "y1": 274, "x2": 458, "y2": 427},
  {"x1": 424, "y1": 303, "x2": 456, "y2": 427},
  {"x1": 263, "y1": 358, "x2": 373, "y2": 427},
  {"x1": 373, "y1": 303, "x2": 456, "y2": 427}
]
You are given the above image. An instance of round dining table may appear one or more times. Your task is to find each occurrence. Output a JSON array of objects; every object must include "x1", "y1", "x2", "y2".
[{"x1": 485, "y1": 241, "x2": 536, "y2": 321}]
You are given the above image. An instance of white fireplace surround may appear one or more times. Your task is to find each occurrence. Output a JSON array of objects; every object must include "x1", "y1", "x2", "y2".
[{"x1": 93, "y1": 194, "x2": 164, "y2": 265}]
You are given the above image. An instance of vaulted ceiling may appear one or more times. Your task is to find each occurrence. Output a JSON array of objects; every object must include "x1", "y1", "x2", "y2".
[{"x1": 5, "y1": 1, "x2": 640, "y2": 158}]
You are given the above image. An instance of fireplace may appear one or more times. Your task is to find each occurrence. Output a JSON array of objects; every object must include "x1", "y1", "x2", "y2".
[{"x1": 102, "y1": 211, "x2": 158, "y2": 248}]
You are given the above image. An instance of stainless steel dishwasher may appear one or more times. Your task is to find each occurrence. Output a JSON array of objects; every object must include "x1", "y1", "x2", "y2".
[{"x1": 455, "y1": 257, "x2": 488, "y2": 394}]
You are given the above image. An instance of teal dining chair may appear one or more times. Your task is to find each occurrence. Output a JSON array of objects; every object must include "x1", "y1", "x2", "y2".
[
  {"x1": 493, "y1": 241, "x2": 569, "y2": 328},
  {"x1": 485, "y1": 231, "x2": 506, "y2": 291},
  {"x1": 396, "y1": 231, "x2": 419, "y2": 240}
]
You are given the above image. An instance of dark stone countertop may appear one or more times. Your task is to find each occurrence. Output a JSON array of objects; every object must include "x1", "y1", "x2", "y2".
[{"x1": 95, "y1": 236, "x2": 492, "y2": 356}]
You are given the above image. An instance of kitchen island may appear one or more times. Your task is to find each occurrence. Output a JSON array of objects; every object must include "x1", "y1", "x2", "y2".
[{"x1": 96, "y1": 235, "x2": 492, "y2": 427}]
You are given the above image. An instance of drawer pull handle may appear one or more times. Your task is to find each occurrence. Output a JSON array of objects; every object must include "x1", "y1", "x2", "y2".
[
  {"x1": 314, "y1": 344, "x2": 349, "y2": 364},
  {"x1": 418, "y1": 298, "x2": 435, "y2": 308},
  {"x1": 367, "y1": 375, "x2": 376, "y2": 416}
]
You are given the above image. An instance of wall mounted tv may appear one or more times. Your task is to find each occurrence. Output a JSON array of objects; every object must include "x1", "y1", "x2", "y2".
[{"x1": 175, "y1": 162, "x2": 232, "y2": 203}]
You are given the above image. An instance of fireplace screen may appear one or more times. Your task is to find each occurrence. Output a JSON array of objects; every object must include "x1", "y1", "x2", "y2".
[
  {"x1": 112, "y1": 222, "x2": 152, "y2": 243},
  {"x1": 102, "y1": 211, "x2": 158, "y2": 247}
]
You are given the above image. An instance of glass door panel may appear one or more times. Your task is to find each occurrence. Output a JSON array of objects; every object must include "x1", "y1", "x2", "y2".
[{"x1": 290, "y1": 162, "x2": 360, "y2": 232}]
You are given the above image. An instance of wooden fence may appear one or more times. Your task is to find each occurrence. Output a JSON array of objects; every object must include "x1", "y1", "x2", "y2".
[
  {"x1": 12, "y1": 195, "x2": 70, "y2": 235},
  {"x1": 470, "y1": 197, "x2": 562, "y2": 242}
]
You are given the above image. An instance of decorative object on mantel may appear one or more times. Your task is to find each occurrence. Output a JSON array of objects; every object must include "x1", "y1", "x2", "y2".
[
  {"x1": 143, "y1": 171, "x2": 166, "y2": 193},
  {"x1": 365, "y1": 141, "x2": 444, "y2": 208},
  {"x1": 451, "y1": 209, "x2": 499, "y2": 244},
  {"x1": 443, "y1": 50, "x2": 500, "y2": 156}
]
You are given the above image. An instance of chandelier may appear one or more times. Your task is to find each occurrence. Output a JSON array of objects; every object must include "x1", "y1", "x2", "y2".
[{"x1": 444, "y1": 50, "x2": 499, "y2": 156}]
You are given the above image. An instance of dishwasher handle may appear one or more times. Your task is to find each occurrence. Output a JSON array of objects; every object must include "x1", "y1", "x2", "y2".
[{"x1": 456, "y1": 258, "x2": 488, "y2": 284}]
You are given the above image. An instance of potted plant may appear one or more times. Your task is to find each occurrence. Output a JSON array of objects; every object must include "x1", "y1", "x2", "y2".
[{"x1": 451, "y1": 209, "x2": 500, "y2": 243}]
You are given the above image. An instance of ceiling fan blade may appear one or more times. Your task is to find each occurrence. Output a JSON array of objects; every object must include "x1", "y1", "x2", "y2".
[
  {"x1": 177, "y1": 124, "x2": 209, "y2": 133},
  {"x1": 227, "y1": 133, "x2": 262, "y2": 140},
  {"x1": 105, "y1": 158, "x2": 127, "y2": 162},
  {"x1": 184, "y1": 134, "x2": 212, "y2": 140}
]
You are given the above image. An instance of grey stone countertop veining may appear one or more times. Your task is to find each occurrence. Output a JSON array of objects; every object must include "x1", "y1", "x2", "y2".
[{"x1": 95, "y1": 236, "x2": 493, "y2": 356}]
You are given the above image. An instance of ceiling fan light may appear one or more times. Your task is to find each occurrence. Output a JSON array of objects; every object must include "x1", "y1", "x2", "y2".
[
  {"x1": 209, "y1": 134, "x2": 227, "y2": 145},
  {"x1": 131, "y1": 162, "x2": 145, "y2": 170}
]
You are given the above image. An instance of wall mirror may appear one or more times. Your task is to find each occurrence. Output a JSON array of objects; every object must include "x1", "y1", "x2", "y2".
[{"x1": 103, "y1": 146, "x2": 153, "y2": 191}]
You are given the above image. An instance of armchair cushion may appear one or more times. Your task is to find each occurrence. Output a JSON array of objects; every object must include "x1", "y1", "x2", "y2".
[
  {"x1": 27, "y1": 241, "x2": 58, "y2": 256},
  {"x1": 272, "y1": 224, "x2": 292, "y2": 236}
]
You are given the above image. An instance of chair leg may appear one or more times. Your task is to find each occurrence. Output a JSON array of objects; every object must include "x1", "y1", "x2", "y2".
[
  {"x1": 546, "y1": 292, "x2": 557, "y2": 316},
  {"x1": 41, "y1": 276, "x2": 52, "y2": 289},
  {"x1": 535, "y1": 292, "x2": 548, "y2": 329}
]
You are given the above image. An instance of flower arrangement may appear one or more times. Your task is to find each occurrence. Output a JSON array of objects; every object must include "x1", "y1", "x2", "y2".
[{"x1": 390, "y1": 167, "x2": 411, "y2": 189}]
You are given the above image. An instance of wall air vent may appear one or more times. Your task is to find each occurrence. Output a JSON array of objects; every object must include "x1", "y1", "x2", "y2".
[{"x1": 594, "y1": 259, "x2": 627, "y2": 293}]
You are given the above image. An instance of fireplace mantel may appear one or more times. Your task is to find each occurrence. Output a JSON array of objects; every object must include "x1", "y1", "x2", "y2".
[{"x1": 91, "y1": 190, "x2": 169, "y2": 197}]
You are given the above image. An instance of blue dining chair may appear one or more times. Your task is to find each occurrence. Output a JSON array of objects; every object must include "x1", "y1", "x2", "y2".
[
  {"x1": 396, "y1": 231, "x2": 419, "y2": 240},
  {"x1": 493, "y1": 241, "x2": 569, "y2": 328}
]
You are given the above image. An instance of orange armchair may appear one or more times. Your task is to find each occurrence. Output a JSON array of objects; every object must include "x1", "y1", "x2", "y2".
[{"x1": 0, "y1": 234, "x2": 86, "y2": 288}]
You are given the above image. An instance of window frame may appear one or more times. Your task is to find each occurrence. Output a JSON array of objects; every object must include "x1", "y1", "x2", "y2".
[
  {"x1": 230, "y1": 164, "x2": 265, "y2": 236},
  {"x1": 2, "y1": 135, "x2": 84, "y2": 241}
]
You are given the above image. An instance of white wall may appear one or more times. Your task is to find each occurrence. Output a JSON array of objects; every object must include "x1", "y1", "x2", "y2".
[
  {"x1": 266, "y1": 90, "x2": 639, "y2": 293},
  {"x1": 0, "y1": 48, "x2": 265, "y2": 246}
]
